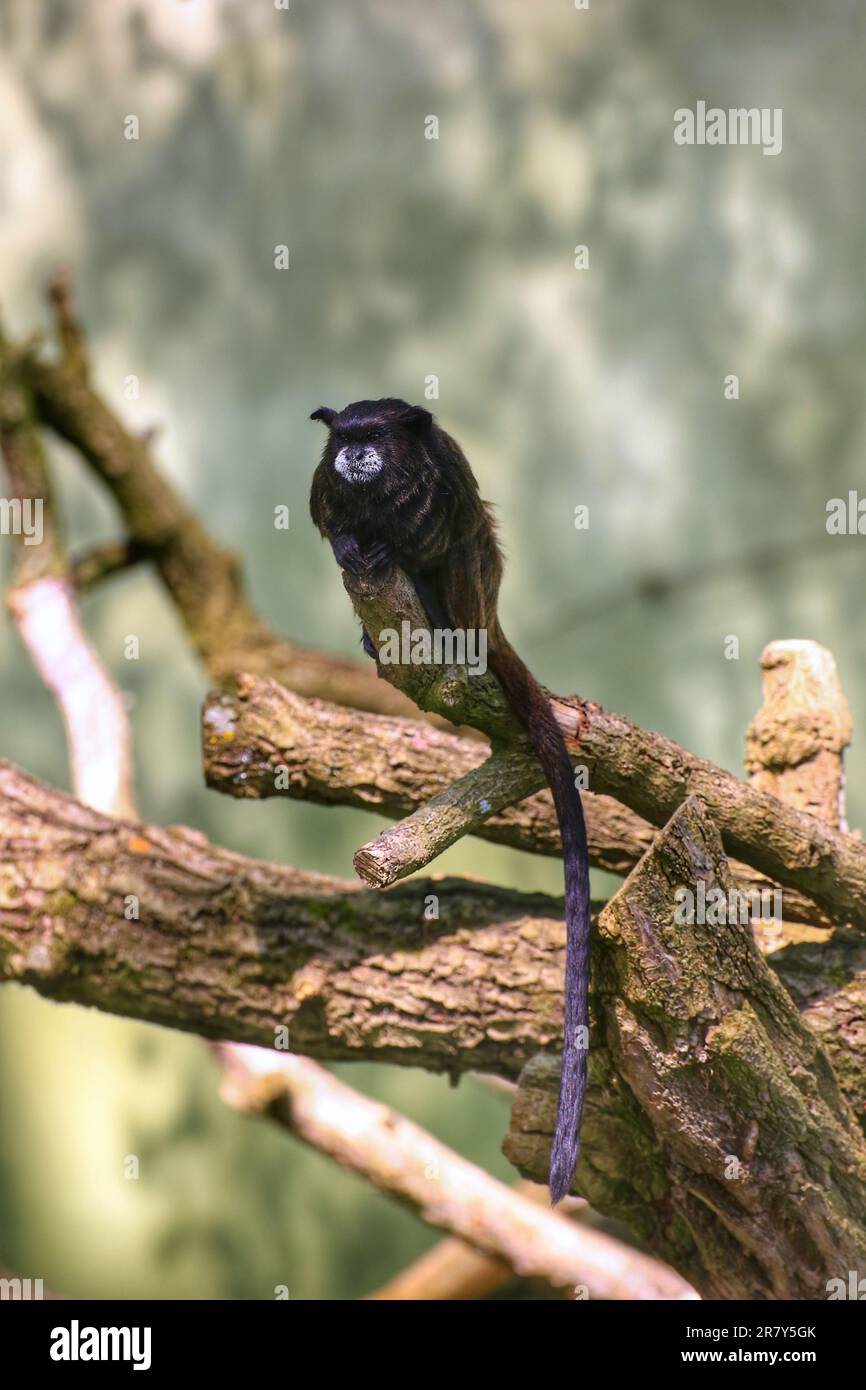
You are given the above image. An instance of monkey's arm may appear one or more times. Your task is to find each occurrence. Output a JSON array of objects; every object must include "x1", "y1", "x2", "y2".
[{"x1": 311, "y1": 467, "x2": 395, "y2": 576}]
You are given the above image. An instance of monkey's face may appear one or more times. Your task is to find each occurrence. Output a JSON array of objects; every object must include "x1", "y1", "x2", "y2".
[
  {"x1": 334, "y1": 440, "x2": 385, "y2": 485},
  {"x1": 311, "y1": 398, "x2": 433, "y2": 489}
]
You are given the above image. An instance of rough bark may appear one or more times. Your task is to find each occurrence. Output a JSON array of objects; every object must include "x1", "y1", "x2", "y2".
[
  {"x1": 745, "y1": 638, "x2": 854, "y2": 951},
  {"x1": 738, "y1": 639, "x2": 866, "y2": 1112},
  {"x1": 202, "y1": 674, "x2": 836, "y2": 927},
  {"x1": 0, "y1": 761, "x2": 583, "y2": 1075},
  {"x1": 772, "y1": 930, "x2": 866, "y2": 1128},
  {"x1": 202, "y1": 676, "x2": 657, "y2": 874},
  {"x1": 332, "y1": 565, "x2": 866, "y2": 931},
  {"x1": 504, "y1": 797, "x2": 866, "y2": 1299},
  {"x1": 746, "y1": 638, "x2": 853, "y2": 828},
  {"x1": 2, "y1": 762, "x2": 865, "y2": 1190}
]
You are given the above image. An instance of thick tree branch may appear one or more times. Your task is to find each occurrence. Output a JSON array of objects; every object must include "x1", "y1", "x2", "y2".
[
  {"x1": 202, "y1": 674, "x2": 835, "y2": 927},
  {"x1": 332, "y1": 565, "x2": 866, "y2": 931},
  {"x1": 3, "y1": 759, "x2": 866, "y2": 1288},
  {"x1": 1, "y1": 762, "x2": 864, "y2": 1141},
  {"x1": 504, "y1": 797, "x2": 866, "y2": 1298},
  {"x1": 746, "y1": 638, "x2": 853, "y2": 825},
  {"x1": 745, "y1": 638, "x2": 853, "y2": 951},
  {"x1": 0, "y1": 760, "x2": 579, "y2": 1076}
]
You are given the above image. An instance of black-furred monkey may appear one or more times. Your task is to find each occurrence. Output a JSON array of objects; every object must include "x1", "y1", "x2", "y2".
[{"x1": 310, "y1": 398, "x2": 590, "y2": 1202}]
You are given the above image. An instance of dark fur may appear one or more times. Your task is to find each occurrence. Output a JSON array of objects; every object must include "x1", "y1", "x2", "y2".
[{"x1": 310, "y1": 398, "x2": 591, "y2": 1202}]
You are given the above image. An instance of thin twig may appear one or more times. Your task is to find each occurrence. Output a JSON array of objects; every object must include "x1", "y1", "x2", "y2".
[{"x1": 215, "y1": 1045, "x2": 697, "y2": 1301}]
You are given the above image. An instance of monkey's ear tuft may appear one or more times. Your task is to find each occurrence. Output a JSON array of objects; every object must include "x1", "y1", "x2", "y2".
[
  {"x1": 310, "y1": 407, "x2": 337, "y2": 426},
  {"x1": 401, "y1": 405, "x2": 433, "y2": 432}
]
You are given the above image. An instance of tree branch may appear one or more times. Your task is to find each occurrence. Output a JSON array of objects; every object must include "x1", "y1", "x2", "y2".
[
  {"x1": 504, "y1": 796, "x2": 866, "y2": 1298},
  {"x1": 3, "y1": 758, "x2": 866, "y2": 1288},
  {"x1": 215, "y1": 1046, "x2": 696, "y2": 1301},
  {"x1": 202, "y1": 674, "x2": 836, "y2": 928},
  {"x1": 69, "y1": 537, "x2": 148, "y2": 592},
  {"x1": 0, "y1": 760, "x2": 579, "y2": 1076},
  {"x1": 331, "y1": 565, "x2": 866, "y2": 931},
  {"x1": 6, "y1": 283, "x2": 866, "y2": 1300},
  {"x1": 15, "y1": 295, "x2": 418, "y2": 720},
  {"x1": 0, "y1": 342, "x2": 136, "y2": 818}
]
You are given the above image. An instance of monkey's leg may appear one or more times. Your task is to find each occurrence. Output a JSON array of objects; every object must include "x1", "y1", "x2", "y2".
[{"x1": 360, "y1": 628, "x2": 377, "y2": 659}]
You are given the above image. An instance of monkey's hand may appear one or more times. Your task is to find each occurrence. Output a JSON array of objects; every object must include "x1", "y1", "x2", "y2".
[
  {"x1": 330, "y1": 534, "x2": 366, "y2": 575},
  {"x1": 330, "y1": 534, "x2": 394, "y2": 578},
  {"x1": 362, "y1": 539, "x2": 394, "y2": 575}
]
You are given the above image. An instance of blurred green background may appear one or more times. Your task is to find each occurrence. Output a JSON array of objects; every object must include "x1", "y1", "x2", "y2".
[{"x1": 0, "y1": 0, "x2": 864, "y2": 1298}]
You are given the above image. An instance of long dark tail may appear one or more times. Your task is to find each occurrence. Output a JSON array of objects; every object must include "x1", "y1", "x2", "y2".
[{"x1": 489, "y1": 635, "x2": 591, "y2": 1204}]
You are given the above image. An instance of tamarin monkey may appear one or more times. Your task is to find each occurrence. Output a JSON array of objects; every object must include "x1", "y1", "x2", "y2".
[{"x1": 310, "y1": 398, "x2": 590, "y2": 1202}]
